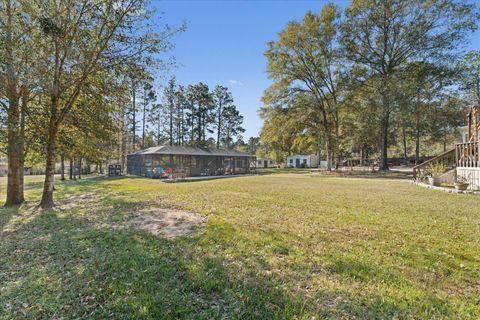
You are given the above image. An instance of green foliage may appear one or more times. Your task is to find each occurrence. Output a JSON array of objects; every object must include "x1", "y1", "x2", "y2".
[
  {"x1": 263, "y1": 5, "x2": 344, "y2": 169},
  {"x1": 425, "y1": 162, "x2": 447, "y2": 177},
  {"x1": 456, "y1": 50, "x2": 480, "y2": 104},
  {"x1": 153, "y1": 80, "x2": 245, "y2": 149},
  {"x1": 261, "y1": 0, "x2": 479, "y2": 168}
]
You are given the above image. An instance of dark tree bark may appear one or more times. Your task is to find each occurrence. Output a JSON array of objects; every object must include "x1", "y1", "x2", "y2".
[
  {"x1": 402, "y1": 126, "x2": 408, "y2": 166},
  {"x1": 40, "y1": 116, "x2": 59, "y2": 208},
  {"x1": 60, "y1": 154, "x2": 65, "y2": 181},
  {"x1": 4, "y1": 1, "x2": 25, "y2": 207},
  {"x1": 5, "y1": 98, "x2": 25, "y2": 206},
  {"x1": 73, "y1": 158, "x2": 77, "y2": 180},
  {"x1": 78, "y1": 157, "x2": 82, "y2": 179},
  {"x1": 70, "y1": 158, "x2": 74, "y2": 180},
  {"x1": 415, "y1": 129, "x2": 420, "y2": 165},
  {"x1": 18, "y1": 87, "x2": 26, "y2": 201},
  {"x1": 359, "y1": 146, "x2": 365, "y2": 166},
  {"x1": 216, "y1": 101, "x2": 222, "y2": 149}
]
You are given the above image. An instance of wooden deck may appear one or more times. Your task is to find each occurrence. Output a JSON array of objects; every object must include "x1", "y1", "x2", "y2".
[{"x1": 456, "y1": 141, "x2": 480, "y2": 168}]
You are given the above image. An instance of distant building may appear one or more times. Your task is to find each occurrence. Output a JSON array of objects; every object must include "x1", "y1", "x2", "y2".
[
  {"x1": 256, "y1": 158, "x2": 276, "y2": 168},
  {"x1": 286, "y1": 154, "x2": 319, "y2": 168},
  {"x1": 127, "y1": 145, "x2": 256, "y2": 178}
]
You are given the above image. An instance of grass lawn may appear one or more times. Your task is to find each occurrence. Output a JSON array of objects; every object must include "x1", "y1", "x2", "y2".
[{"x1": 1, "y1": 173, "x2": 479, "y2": 319}]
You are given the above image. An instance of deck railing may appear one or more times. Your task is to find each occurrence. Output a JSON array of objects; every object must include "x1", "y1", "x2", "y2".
[
  {"x1": 456, "y1": 141, "x2": 480, "y2": 167},
  {"x1": 412, "y1": 149, "x2": 456, "y2": 181}
]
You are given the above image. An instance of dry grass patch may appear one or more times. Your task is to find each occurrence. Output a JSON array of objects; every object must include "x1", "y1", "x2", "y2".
[{"x1": 129, "y1": 207, "x2": 206, "y2": 238}]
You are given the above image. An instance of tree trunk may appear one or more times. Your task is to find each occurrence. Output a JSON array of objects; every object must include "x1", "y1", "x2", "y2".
[
  {"x1": 325, "y1": 139, "x2": 332, "y2": 171},
  {"x1": 169, "y1": 97, "x2": 173, "y2": 146},
  {"x1": 378, "y1": 113, "x2": 390, "y2": 171},
  {"x1": 197, "y1": 113, "x2": 202, "y2": 144},
  {"x1": 415, "y1": 129, "x2": 420, "y2": 165},
  {"x1": 39, "y1": 122, "x2": 59, "y2": 208},
  {"x1": 217, "y1": 103, "x2": 222, "y2": 149},
  {"x1": 334, "y1": 120, "x2": 340, "y2": 169},
  {"x1": 121, "y1": 136, "x2": 126, "y2": 173},
  {"x1": 70, "y1": 159, "x2": 74, "y2": 180},
  {"x1": 5, "y1": 102, "x2": 24, "y2": 206},
  {"x1": 60, "y1": 154, "x2": 65, "y2": 180},
  {"x1": 78, "y1": 157, "x2": 82, "y2": 179},
  {"x1": 402, "y1": 126, "x2": 408, "y2": 166},
  {"x1": 4, "y1": 0, "x2": 25, "y2": 207},
  {"x1": 443, "y1": 127, "x2": 447, "y2": 152},
  {"x1": 18, "y1": 88, "x2": 26, "y2": 202},
  {"x1": 132, "y1": 84, "x2": 136, "y2": 150},
  {"x1": 142, "y1": 88, "x2": 146, "y2": 148},
  {"x1": 181, "y1": 105, "x2": 184, "y2": 146},
  {"x1": 157, "y1": 116, "x2": 161, "y2": 145},
  {"x1": 190, "y1": 103, "x2": 195, "y2": 143},
  {"x1": 73, "y1": 157, "x2": 77, "y2": 180},
  {"x1": 359, "y1": 146, "x2": 365, "y2": 166}
]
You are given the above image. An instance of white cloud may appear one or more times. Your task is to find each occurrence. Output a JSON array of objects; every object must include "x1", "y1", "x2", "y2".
[{"x1": 228, "y1": 79, "x2": 244, "y2": 86}]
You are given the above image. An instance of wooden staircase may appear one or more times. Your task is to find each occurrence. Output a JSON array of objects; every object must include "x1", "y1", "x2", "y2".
[
  {"x1": 413, "y1": 149, "x2": 456, "y2": 182},
  {"x1": 413, "y1": 106, "x2": 480, "y2": 181}
]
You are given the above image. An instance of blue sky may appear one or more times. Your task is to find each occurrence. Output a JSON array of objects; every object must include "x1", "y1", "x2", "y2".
[{"x1": 152, "y1": 0, "x2": 480, "y2": 140}]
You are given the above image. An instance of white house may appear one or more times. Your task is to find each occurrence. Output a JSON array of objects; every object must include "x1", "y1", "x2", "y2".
[
  {"x1": 287, "y1": 154, "x2": 319, "y2": 168},
  {"x1": 256, "y1": 158, "x2": 276, "y2": 168}
]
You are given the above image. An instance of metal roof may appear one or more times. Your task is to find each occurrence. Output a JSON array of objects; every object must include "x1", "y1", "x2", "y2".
[{"x1": 129, "y1": 145, "x2": 253, "y2": 157}]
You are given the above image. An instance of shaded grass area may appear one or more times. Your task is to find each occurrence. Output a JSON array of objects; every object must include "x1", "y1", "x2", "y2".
[{"x1": 1, "y1": 174, "x2": 480, "y2": 319}]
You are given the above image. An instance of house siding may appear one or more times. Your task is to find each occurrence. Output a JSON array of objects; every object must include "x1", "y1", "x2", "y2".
[{"x1": 286, "y1": 155, "x2": 319, "y2": 168}]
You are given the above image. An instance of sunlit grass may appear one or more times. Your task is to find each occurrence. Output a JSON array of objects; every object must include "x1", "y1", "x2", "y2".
[{"x1": 1, "y1": 173, "x2": 479, "y2": 319}]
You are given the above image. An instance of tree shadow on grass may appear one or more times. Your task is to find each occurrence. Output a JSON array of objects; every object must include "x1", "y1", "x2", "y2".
[
  {"x1": 0, "y1": 205, "x2": 313, "y2": 319},
  {"x1": 0, "y1": 206, "x2": 20, "y2": 233}
]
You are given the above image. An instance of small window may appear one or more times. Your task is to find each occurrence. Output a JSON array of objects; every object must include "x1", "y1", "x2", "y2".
[
  {"x1": 303, "y1": 159, "x2": 307, "y2": 164},
  {"x1": 289, "y1": 159, "x2": 293, "y2": 163}
]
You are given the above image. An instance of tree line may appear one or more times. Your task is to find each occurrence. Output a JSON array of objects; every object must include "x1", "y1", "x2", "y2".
[
  {"x1": 142, "y1": 77, "x2": 245, "y2": 150},
  {"x1": 260, "y1": 0, "x2": 480, "y2": 171},
  {"x1": 0, "y1": 0, "x2": 247, "y2": 209},
  {"x1": 0, "y1": 0, "x2": 187, "y2": 208}
]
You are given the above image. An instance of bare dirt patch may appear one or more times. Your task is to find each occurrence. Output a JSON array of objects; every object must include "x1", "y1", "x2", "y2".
[
  {"x1": 55, "y1": 192, "x2": 103, "y2": 210},
  {"x1": 129, "y1": 208, "x2": 206, "y2": 238}
]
